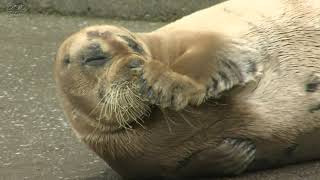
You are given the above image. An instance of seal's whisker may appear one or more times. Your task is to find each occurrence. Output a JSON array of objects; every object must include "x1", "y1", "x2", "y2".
[
  {"x1": 178, "y1": 112, "x2": 197, "y2": 129},
  {"x1": 124, "y1": 85, "x2": 150, "y2": 127},
  {"x1": 118, "y1": 108, "x2": 133, "y2": 129},
  {"x1": 102, "y1": 88, "x2": 110, "y2": 123},
  {"x1": 92, "y1": 80, "x2": 150, "y2": 131},
  {"x1": 204, "y1": 100, "x2": 228, "y2": 106},
  {"x1": 124, "y1": 97, "x2": 146, "y2": 129},
  {"x1": 182, "y1": 107, "x2": 201, "y2": 115},
  {"x1": 88, "y1": 85, "x2": 107, "y2": 117},
  {"x1": 98, "y1": 92, "x2": 108, "y2": 122},
  {"x1": 116, "y1": 87, "x2": 133, "y2": 129},
  {"x1": 88, "y1": 96, "x2": 104, "y2": 117},
  {"x1": 93, "y1": 91, "x2": 107, "y2": 134},
  {"x1": 160, "y1": 109, "x2": 175, "y2": 134},
  {"x1": 111, "y1": 88, "x2": 123, "y2": 128}
]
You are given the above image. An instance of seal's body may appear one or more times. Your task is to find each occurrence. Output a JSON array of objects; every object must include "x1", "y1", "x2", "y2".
[{"x1": 54, "y1": 0, "x2": 320, "y2": 179}]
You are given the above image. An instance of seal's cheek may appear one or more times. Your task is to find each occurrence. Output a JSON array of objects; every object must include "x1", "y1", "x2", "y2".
[
  {"x1": 57, "y1": 67, "x2": 99, "y2": 97},
  {"x1": 105, "y1": 56, "x2": 144, "y2": 83}
]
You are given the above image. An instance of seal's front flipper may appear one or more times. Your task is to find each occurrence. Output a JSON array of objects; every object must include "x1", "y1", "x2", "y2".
[
  {"x1": 128, "y1": 59, "x2": 206, "y2": 111},
  {"x1": 177, "y1": 138, "x2": 256, "y2": 177}
]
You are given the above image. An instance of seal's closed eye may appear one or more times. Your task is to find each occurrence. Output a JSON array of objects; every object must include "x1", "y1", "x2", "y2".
[{"x1": 84, "y1": 55, "x2": 111, "y2": 66}]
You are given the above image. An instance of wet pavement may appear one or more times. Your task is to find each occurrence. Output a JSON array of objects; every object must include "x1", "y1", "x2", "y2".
[{"x1": 0, "y1": 13, "x2": 320, "y2": 180}]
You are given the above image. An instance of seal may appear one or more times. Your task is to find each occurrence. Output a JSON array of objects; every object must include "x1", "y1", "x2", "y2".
[{"x1": 54, "y1": 0, "x2": 320, "y2": 179}]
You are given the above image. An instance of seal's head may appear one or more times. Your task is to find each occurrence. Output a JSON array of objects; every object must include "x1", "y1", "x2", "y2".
[{"x1": 54, "y1": 25, "x2": 151, "y2": 131}]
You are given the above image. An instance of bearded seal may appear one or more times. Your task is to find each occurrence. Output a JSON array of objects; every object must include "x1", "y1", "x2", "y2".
[{"x1": 54, "y1": 0, "x2": 320, "y2": 179}]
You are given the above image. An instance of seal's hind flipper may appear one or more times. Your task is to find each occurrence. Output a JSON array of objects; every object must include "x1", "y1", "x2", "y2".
[
  {"x1": 212, "y1": 138, "x2": 256, "y2": 175},
  {"x1": 177, "y1": 138, "x2": 256, "y2": 177}
]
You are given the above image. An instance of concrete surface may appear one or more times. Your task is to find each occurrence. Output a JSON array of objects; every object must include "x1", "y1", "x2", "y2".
[
  {"x1": 0, "y1": 0, "x2": 225, "y2": 21},
  {"x1": 0, "y1": 13, "x2": 165, "y2": 180},
  {"x1": 1, "y1": 13, "x2": 320, "y2": 180}
]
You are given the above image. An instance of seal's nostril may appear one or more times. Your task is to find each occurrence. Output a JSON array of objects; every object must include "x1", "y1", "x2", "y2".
[{"x1": 83, "y1": 42, "x2": 112, "y2": 67}]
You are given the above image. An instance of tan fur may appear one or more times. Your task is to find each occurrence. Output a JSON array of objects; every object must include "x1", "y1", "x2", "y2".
[{"x1": 54, "y1": 0, "x2": 320, "y2": 179}]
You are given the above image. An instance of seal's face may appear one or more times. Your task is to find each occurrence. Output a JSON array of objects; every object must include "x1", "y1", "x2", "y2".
[{"x1": 54, "y1": 25, "x2": 151, "y2": 129}]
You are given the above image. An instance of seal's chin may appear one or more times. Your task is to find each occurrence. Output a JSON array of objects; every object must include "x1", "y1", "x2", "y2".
[{"x1": 93, "y1": 81, "x2": 151, "y2": 129}]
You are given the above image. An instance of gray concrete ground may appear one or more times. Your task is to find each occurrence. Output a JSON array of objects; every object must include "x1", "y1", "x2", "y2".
[
  {"x1": 1, "y1": 13, "x2": 320, "y2": 180},
  {"x1": 0, "y1": 0, "x2": 224, "y2": 21}
]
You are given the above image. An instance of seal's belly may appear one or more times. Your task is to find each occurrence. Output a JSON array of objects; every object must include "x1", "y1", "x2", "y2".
[
  {"x1": 246, "y1": 69, "x2": 320, "y2": 169},
  {"x1": 249, "y1": 128, "x2": 320, "y2": 171}
]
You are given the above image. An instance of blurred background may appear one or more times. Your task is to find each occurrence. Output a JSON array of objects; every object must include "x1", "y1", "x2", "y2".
[
  {"x1": 0, "y1": 0, "x2": 320, "y2": 179},
  {"x1": 1, "y1": 0, "x2": 225, "y2": 21}
]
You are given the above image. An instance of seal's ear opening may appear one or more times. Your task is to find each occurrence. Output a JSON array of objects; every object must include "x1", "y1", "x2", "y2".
[{"x1": 63, "y1": 54, "x2": 71, "y2": 65}]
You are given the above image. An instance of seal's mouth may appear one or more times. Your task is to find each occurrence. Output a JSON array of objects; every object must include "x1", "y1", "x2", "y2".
[{"x1": 94, "y1": 81, "x2": 151, "y2": 129}]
